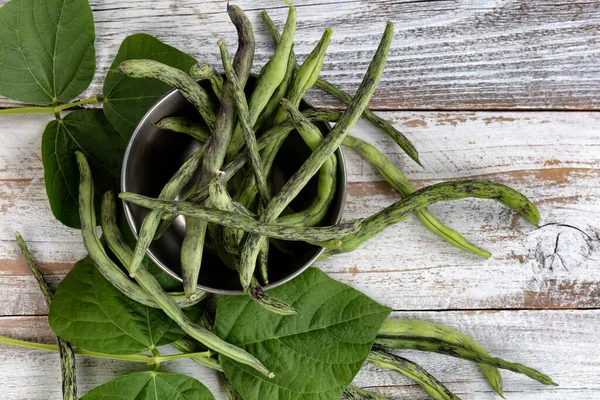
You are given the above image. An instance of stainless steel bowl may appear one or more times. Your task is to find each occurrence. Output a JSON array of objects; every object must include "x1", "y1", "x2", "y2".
[{"x1": 121, "y1": 79, "x2": 347, "y2": 294}]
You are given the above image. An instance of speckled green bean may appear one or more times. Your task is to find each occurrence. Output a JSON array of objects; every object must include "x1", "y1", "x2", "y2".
[
  {"x1": 119, "y1": 192, "x2": 358, "y2": 242},
  {"x1": 238, "y1": 21, "x2": 394, "y2": 291},
  {"x1": 343, "y1": 385, "x2": 389, "y2": 400},
  {"x1": 367, "y1": 350, "x2": 459, "y2": 400},
  {"x1": 342, "y1": 135, "x2": 490, "y2": 258},
  {"x1": 74, "y1": 151, "x2": 273, "y2": 378},
  {"x1": 319, "y1": 179, "x2": 540, "y2": 256},
  {"x1": 115, "y1": 59, "x2": 216, "y2": 132},
  {"x1": 100, "y1": 191, "x2": 207, "y2": 303},
  {"x1": 378, "y1": 319, "x2": 503, "y2": 397},
  {"x1": 374, "y1": 338, "x2": 557, "y2": 386},
  {"x1": 190, "y1": 63, "x2": 223, "y2": 99},
  {"x1": 226, "y1": 2, "x2": 296, "y2": 160},
  {"x1": 218, "y1": 40, "x2": 271, "y2": 203},
  {"x1": 181, "y1": 3, "x2": 256, "y2": 299},
  {"x1": 261, "y1": 10, "x2": 421, "y2": 166},
  {"x1": 277, "y1": 99, "x2": 337, "y2": 227},
  {"x1": 15, "y1": 232, "x2": 77, "y2": 400},
  {"x1": 152, "y1": 116, "x2": 211, "y2": 142}
]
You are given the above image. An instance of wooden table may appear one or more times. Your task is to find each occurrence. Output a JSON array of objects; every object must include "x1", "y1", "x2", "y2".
[{"x1": 1, "y1": 0, "x2": 599, "y2": 398}]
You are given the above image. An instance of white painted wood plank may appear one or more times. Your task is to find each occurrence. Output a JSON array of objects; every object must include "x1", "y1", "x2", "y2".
[
  {"x1": 1, "y1": 111, "x2": 598, "y2": 314},
  {"x1": 1, "y1": 310, "x2": 598, "y2": 399},
  {"x1": 0, "y1": 0, "x2": 599, "y2": 110}
]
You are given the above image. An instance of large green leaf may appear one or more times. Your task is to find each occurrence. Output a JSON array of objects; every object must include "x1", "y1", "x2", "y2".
[
  {"x1": 49, "y1": 256, "x2": 200, "y2": 355},
  {"x1": 81, "y1": 371, "x2": 215, "y2": 399},
  {"x1": 41, "y1": 109, "x2": 127, "y2": 228},
  {"x1": 215, "y1": 267, "x2": 391, "y2": 400},
  {"x1": 0, "y1": 0, "x2": 95, "y2": 105},
  {"x1": 103, "y1": 33, "x2": 197, "y2": 139}
]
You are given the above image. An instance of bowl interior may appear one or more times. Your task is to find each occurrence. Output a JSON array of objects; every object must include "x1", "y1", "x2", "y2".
[{"x1": 122, "y1": 79, "x2": 346, "y2": 294}]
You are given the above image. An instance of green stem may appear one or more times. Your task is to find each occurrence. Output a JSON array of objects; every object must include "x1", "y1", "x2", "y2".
[
  {"x1": 0, "y1": 96, "x2": 102, "y2": 115},
  {"x1": 151, "y1": 348, "x2": 161, "y2": 371},
  {"x1": 0, "y1": 334, "x2": 214, "y2": 365}
]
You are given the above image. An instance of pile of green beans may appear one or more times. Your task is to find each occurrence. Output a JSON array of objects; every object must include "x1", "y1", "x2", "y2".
[
  {"x1": 113, "y1": 1, "x2": 541, "y2": 312},
  {"x1": 62, "y1": 3, "x2": 552, "y2": 398}
]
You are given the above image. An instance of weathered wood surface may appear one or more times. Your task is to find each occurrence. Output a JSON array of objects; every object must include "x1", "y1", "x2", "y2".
[
  {"x1": 1, "y1": 111, "x2": 598, "y2": 316},
  {"x1": 1, "y1": 310, "x2": 598, "y2": 399},
  {"x1": 1, "y1": 0, "x2": 600, "y2": 110}
]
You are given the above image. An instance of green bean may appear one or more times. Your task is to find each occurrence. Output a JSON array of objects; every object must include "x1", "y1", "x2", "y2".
[
  {"x1": 152, "y1": 116, "x2": 210, "y2": 142},
  {"x1": 378, "y1": 319, "x2": 503, "y2": 397},
  {"x1": 367, "y1": 350, "x2": 460, "y2": 400},
  {"x1": 15, "y1": 232, "x2": 77, "y2": 400},
  {"x1": 238, "y1": 21, "x2": 394, "y2": 290},
  {"x1": 253, "y1": 46, "x2": 296, "y2": 130},
  {"x1": 119, "y1": 192, "x2": 359, "y2": 242},
  {"x1": 277, "y1": 98, "x2": 337, "y2": 227},
  {"x1": 127, "y1": 143, "x2": 207, "y2": 278},
  {"x1": 258, "y1": 239, "x2": 269, "y2": 285},
  {"x1": 223, "y1": 373, "x2": 244, "y2": 400},
  {"x1": 226, "y1": 2, "x2": 296, "y2": 160},
  {"x1": 115, "y1": 59, "x2": 216, "y2": 132},
  {"x1": 171, "y1": 337, "x2": 223, "y2": 372},
  {"x1": 218, "y1": 40, "x2": 270, "y2": 203},
  {"x1": 155, "y1": 109, "x2": 342, "y2": 237},
  {"x1": 374, "y1": 338, "x2": 557, "y2": 386},
  {"x1": 181, "y1": 3, "x2": 256, "y2": 299},
  {"x1": 100, "y1": 191, "x2": 208, "y2": 302},
  {"x1": 343, "y1": 385, "x2": 389, "y2": 400},
  {"x1": 319, "y1": 179, "x2": 540, "y2": 256},
  {"x1": 190, "y1": 63, "x2": 223, "y2": 99},
  {"x1": 75, "y1": 151, "x2": 273, "y2": 378},
  {"x1": 247, "y1": 279, "x2": 298, "y2": 315},
  {"x1": 261, "y1": 10, "x2": 421, "y2": 167},
  {"x1": 342, "y1": 135, "x2": 490, "y2": 258},
  {"x1": 74, "y1": 154, "x2": 201, "y2": 308}
]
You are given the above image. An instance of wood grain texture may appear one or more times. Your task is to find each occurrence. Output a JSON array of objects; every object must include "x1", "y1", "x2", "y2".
[
  {"x1": 1, "y1": 111, "x2": 598, "y2": 315},
  {"x1": 0, "y1": 0, "x2": 599, "y2": 110},
  {"x1": 1, "y1": 310, "x2": 598, "y2": 399}
]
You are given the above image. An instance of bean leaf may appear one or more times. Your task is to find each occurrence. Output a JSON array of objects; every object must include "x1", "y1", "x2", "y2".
[
  {"x1": 103, "y1": 33, "x2": 197, "y2": 139},
  {"x1": 49, "y1": 256, "x2": 200, "y2": 355},
  {"x1": 41, "y1": 109, "x2": 127, "y2": 228},
  {"x1": 215, "y1": 267, "x2": 391, "y2": 400},
  {"x1": 81, "y1": 371, "x2": 215, "y2": 399},
  {"x1": 0, "y1": 0, "x2": 95, "y2": 105}
]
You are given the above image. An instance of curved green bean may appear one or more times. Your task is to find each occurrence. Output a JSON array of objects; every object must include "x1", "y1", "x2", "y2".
[
  {"x1": 74, "y1": 153, "x2": 202, "y2": 308},
  {"x1": 378, "y1": 319, "x2": 503, "y2": 397},
  {"x1": 155, "y1": 109, "x2": 342, "y2": 238},
  {"x1": 375, "y1": 338, "x2": 556, "y2": 386},
  {"x1": 171, "y1": 337, "x2": 223, "y2": 372},
  {"x1": 127, "y1": 143, "x2": 207, "y2": 278},
  {"x1": 319, "y1": 179, "x2": 540, "y2": 256},
  {"x1": 115, "y1": 59, "x2": 216, "y2": 132},
  {"x1": 367, "y1": 350, "x2": 459, "y2": 400},
  {"x1": 190, "y1": 63, "x2": 223, "y2": 99},
  {"x1": 238, "y1": 21, "x2": 394, "y2": 290},
  {"x1": 343, "y1": 385, "x2": 389, "y2": 400},
  {"x1": 100, "y1": 191, "x2": 208, "y2": 302},
  {"x1": 261, "y1": 10, "x2": 421, "y2": 166},
  {"x1": 181, "y1": 3, "x2": 256, "y2": 299},
  {"x1": 119, "y1": 192, "x2": 359, "y2": 242},
  {"x1": 75, "y1": 151, "x2": 272, "y2": 378},
  {"x1": 342, "y1": 135, "x2": 490, "y2": 258},
  {"x1": 277, "y1": 98, "x2": 337, "y2": 227},
  {"x1": 218, "y1": 40, "x2": 270, "y2": 203},
  {"x1": 226, "y1": 2, "x2": 296, "y2": 160},
  {"x1": 15, "y1": 232, "x2": 77, "y2": 400},
  {"x1": 152, "y1": 116, "x2": 211, "y2": 142}
]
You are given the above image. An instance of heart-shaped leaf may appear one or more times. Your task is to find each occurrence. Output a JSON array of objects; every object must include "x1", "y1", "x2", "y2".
[
  {"x1": 81, "y1": 371, "x2": 215, "y2": 399},
  {"x1": 103, "y1": 33, "x2": 197, "y2": 139},
  {"x1": 49, "y1": 256, "x2": 200, "y2": 355},
  {"x1": 41, "y1": 109, "x2": 127, "y2": 228},
  {"x1": 215, "y1": 267, "x2": 391, "y2": 400},
  {"x1": 0, "y1": 0, "x2": 95, "y2": 105}
]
